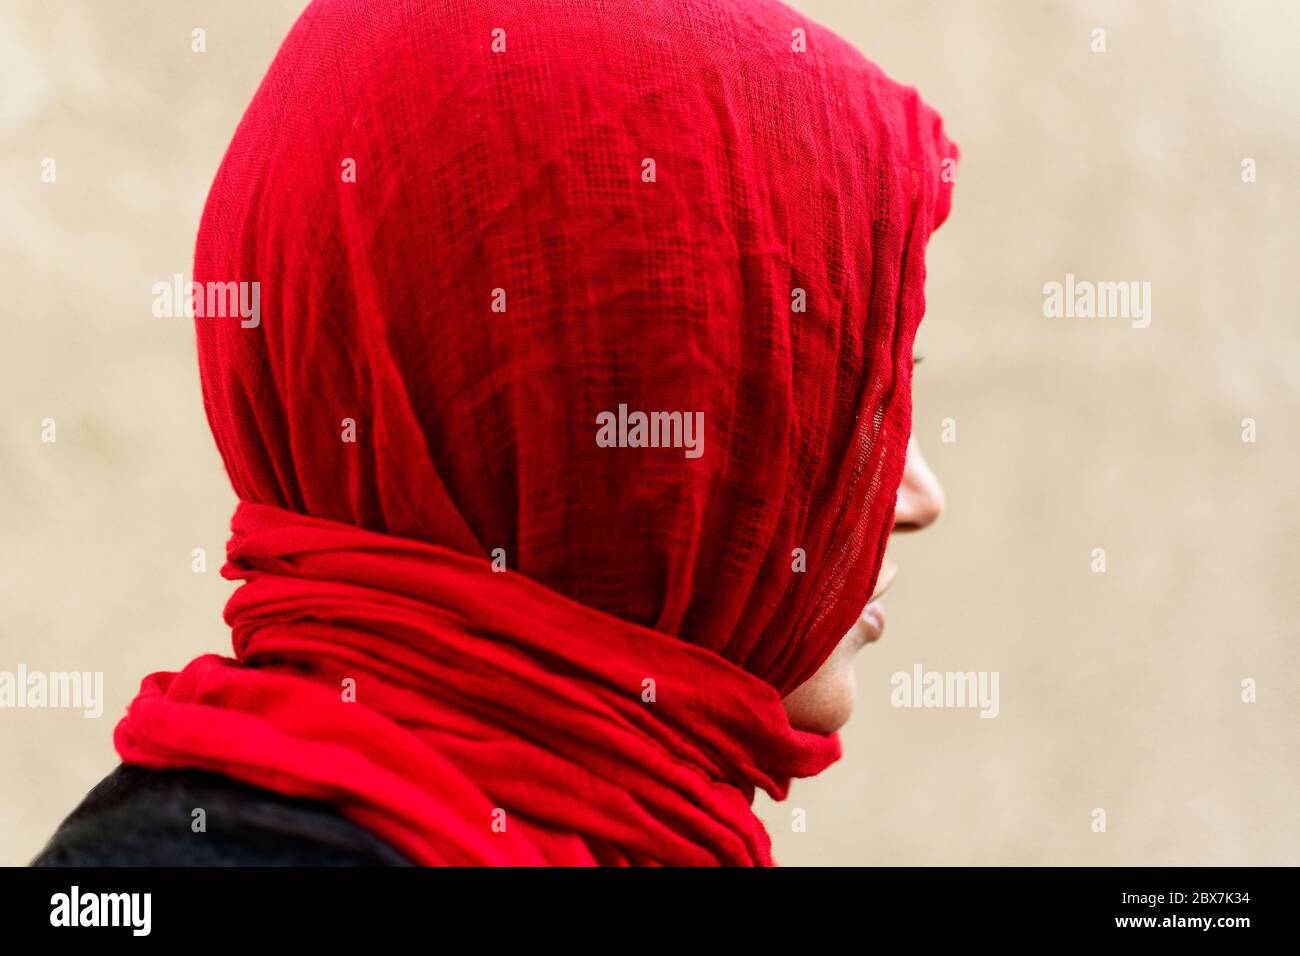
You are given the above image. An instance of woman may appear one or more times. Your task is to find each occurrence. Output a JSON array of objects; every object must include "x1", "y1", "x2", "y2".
[{"x1": 36, "y1": 0, "x2": 954, "y2": 866}]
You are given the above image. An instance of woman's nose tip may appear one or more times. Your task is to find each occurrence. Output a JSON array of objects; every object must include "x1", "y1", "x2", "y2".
[{"x1": 894, "y1": 441, "x2": 944, "y2": 531}]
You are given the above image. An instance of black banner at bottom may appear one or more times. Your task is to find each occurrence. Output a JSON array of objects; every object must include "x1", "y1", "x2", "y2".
[{"x1": 0, "y1": 866, "x2": 1282, "y2": 941}]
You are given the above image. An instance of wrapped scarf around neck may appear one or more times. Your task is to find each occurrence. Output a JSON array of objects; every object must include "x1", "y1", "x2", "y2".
[{"x1": 115, "y1": 0, "x2": 956, "y2": 865}]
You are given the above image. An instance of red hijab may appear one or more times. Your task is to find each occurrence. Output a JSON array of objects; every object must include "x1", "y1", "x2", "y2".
[{"x1": 116, "y1": 0, "x2": 956, "y2": 865}]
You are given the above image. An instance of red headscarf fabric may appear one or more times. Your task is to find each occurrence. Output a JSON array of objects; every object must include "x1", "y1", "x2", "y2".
[{"x1": 116, "y1": 0, "x2": 956, "y2": 865}]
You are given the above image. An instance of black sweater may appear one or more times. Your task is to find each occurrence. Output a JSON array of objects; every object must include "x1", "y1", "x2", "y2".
[{"x1": 32, "y1": 765, "x2": 412, "y2": 866}]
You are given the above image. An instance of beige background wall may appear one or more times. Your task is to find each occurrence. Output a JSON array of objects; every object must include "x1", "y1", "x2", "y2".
[{"x1": 2, "y1": 0, "x2": 1297, "y2": 866}]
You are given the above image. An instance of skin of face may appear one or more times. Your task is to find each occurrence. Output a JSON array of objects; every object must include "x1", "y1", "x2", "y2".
[{"x1": 781, "y1": 432, "x2": 945, "y2": 733}]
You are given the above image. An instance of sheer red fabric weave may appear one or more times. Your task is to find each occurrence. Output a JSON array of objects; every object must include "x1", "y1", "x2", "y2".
[{"x1": 115, "y1": 0, "x2": 956, "y2": 864}]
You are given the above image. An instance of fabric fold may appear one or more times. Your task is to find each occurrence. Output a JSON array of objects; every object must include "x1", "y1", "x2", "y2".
[{"x1": 117, "y1": 502, "x2": 841, "y2": 865}]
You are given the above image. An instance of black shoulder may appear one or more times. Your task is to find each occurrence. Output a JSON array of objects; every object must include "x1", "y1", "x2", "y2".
[{"x1": 31, "y1": 764, "x2": 412, "y2": 867}]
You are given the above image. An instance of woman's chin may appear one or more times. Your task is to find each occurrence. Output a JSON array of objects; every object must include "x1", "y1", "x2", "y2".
[{"x1": 782, "y1": 661, "x2": 858, "y2": 734}]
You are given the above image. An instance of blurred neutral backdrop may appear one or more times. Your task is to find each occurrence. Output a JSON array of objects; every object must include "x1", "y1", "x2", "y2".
[{"x1": 2, "y1": 0, "x2": 1297, "y2": 866}]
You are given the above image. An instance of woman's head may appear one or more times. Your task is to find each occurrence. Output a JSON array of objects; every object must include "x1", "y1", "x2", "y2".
[
  {"x1": 194, "y1": 0, "x2": 956, "y2": 700},
  {"x1": 113, "y1": 0, "x2": 962, "y2": 866}
]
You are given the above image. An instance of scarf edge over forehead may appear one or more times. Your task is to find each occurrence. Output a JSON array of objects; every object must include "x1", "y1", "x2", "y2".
[{"x1": 115, "y1": 0, "x2": 958, "y2": 865}]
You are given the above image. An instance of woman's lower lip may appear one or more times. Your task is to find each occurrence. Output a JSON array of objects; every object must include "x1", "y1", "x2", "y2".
[{"x1": 859, "y1": 601, "x2": 886, "y2": 642}]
